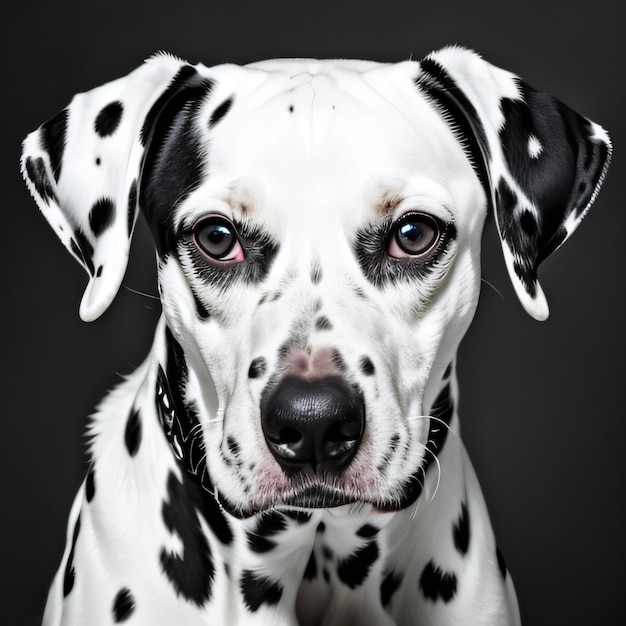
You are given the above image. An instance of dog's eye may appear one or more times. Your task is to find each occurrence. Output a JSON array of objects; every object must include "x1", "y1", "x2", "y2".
[
  {"x1": 388, "y1": 213, "x2": 441, "y2": 259},
  {"x1": 193, "y1": 217, "x2": 245, "y2": 263}
]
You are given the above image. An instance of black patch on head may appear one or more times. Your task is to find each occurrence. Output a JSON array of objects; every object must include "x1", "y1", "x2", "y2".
[
  {"x1": 416, "y1": 57, "x2": 492, "y2": 210},
  {"x1": 94, "y1": 101, "x2": 124, "y2": 137},
  {"x1": 420, "y1": 560, "x2": 457, "y2": 603},
  {"x1": 24, "y1": 156, "x2": 57, "y2": 204},
  {"x1": 127, "y1": 179, "x2": 138, "y2": 237},
  {"x1": 381, "y1": 570, "x2": 402, "y2": 607},
  {"x1": 304, "y1": 550, "x2": 317, "y2": 580},
  {"x1": 359, "y1": 356, "x2": 375, "y2": 376},
  {"x1": 336, "y1": 541, "x2": 379, "y2": 588},
  {"x1": 124, "y1": 408, "x2": 142, "y2": 457},
  {"x1": 63, "y1": 514, "x2": 81, "y2": 597},
  {"x1": 246, "y1": 511, "x2": 288, "y2": 553},
  {"x1": 140, "y1": 66, "x2": 214, "y2": 257},
  {"x1": 41, "y1": 108, "x2": 68, "y2": 181},
  {"x1": 240, "y1": 570, "x2": 283, "y2": 612},
  {"x1": 85, "y1": 465, "x2": 95, "y2": 502},
  {"x1": 112, "y1": 587, "x2": 135, "y2": 622},
  {"x1": 248, "y1": 357, "x2": 267, "y2": 379},
  {"x1": 315, "y1": 315, "x2": 332, "y2": 331},
  {"x1": 160, "y1": 470, "x2": 215, "y2": 605},
  {"x1": 209, "y1": 97, "x2": 233, "y2": 127},
  {"x1": 496, "y1": 546, "x2": 507, "y2": 579},
  {"x1": 453, "y1": 502, "x2": 470, "y2": 555}
]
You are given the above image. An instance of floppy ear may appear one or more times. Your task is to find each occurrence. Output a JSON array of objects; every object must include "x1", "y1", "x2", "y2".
[
  {"x1": 21, "y1": 53, "x2": 210, "y2": 321},
  {"x1": 416, "y1": 46, "x2": 612, "y2": 320}
]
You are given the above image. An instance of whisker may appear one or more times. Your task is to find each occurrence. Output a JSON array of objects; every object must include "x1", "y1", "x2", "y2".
[
  {"x1": 480, "y1": 277, "x2": 504, "y2": 300},
  {"x1": 122, "y1": 284, "x2": 160, "y2": 300}
]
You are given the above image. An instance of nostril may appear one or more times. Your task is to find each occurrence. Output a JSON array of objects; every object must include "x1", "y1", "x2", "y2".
[{"x1": 279, "y1": 427, "x2": 302, "y2": 445}]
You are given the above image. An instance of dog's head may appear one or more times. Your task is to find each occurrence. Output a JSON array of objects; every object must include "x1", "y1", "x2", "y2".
[{"x1": 22, "y1": 47, "x2": 610, "y2": 517}]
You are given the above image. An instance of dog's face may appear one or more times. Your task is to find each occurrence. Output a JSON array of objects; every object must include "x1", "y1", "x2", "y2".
[{"x1": 21, "y1": 49, "x2": 610, "y2": 517}]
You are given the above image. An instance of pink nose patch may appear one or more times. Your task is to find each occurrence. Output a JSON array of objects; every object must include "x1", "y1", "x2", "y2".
[{"x1": 281, "y1": 347, "x2": 344, "y2": 381}]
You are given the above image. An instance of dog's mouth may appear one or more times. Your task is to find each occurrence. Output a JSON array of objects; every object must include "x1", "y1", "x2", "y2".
[{"x1": 215, "y1": 469, "x2": 427, "y2": 519}]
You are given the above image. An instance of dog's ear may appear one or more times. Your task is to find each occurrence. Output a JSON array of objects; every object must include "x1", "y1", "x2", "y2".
[
  {"x1": 21, "y1": 53, "x2": 208, "y2": 321},
  {"x1": 417, "y1": 46, "x2": 612, "y2": 320}
]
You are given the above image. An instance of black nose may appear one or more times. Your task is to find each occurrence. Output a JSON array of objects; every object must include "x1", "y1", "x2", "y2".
[{"x1": 261, "y1": 376, "x2": 365, "y2": 474}]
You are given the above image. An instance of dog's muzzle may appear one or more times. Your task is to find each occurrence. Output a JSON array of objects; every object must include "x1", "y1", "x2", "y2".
[{"x1": 261, "y1": 376, "x2": 365, "y2": 474}]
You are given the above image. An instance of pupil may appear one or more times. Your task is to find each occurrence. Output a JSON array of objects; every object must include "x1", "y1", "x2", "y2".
[
  {"x1": 209, "y1": 225, "x2": 230, "y2": 243},
  {"x1": 400, "y1": 223, "x2": 422, "y2": 241}
]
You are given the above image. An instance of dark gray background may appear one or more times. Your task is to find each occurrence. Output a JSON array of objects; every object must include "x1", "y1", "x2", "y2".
[{"x1": 3, "y1": 1, "x2": 623, "y2": 624}]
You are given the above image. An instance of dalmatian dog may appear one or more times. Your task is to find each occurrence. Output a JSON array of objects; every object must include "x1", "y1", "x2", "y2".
[{"x1": 22, "y1": 46, "x2": 610, "y2": 625}]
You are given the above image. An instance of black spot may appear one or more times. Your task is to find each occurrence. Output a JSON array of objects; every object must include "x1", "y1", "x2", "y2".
[
  {"x1": 304, "y1": 550, "x2": 317, "y2": 580},
  {"x1": 315, "y1": 316, "x2": 332, "y2": 331},
  {"x1": 160, "y1": 471, "x2": 214, "y2": 605},
  {"x1": 94, "y1": 101, "x2": 124, "y2": 137},
  {"x1": 380, "y1": 570, "x2": 402, "y2": 607},
  {"x1": 496, "y1": 546, "x2": 507, "y2": 579},
  {"x1": 96, "y1": 157, "x2": 101, "y2": 166},
  {"x1": 85, "y1": 465, "x2": 95, "y2": 502},
  {"x1": 240, "y1": 570, "x2": 283, "y2": 612},
  {"x1": 63, "y1": 515, "x2": 81, "y2": 597},
  {"x1": 96, "y1": 265, "x2": 103, "y2": 277},
  {"x1": 359, "y1": 356, "x2": 375, "y2": 376},
  {"x1": 322, "y1": 545, "x2": 333, "y2": 560},
  {"x1": 310, "y1": 262, "x2": 322, "y2": 284},
  {"x1": 289, "y1": 105, "x2": 294, "y2": 113},
  {"x1": 124, "y1": 408, "x2": 142, "y2": 457},
  {"x1": 41, "y1": 108, "x2": 68, "y2": 181},
  {"x1": 209, "y1": 97, "x2": 233, "y2": 127},
  {"x1": 24, "y1": 156, "x2": 57, "y2": 204},
  {"x1": 227, "y1": 436, "x2": 240, "y2": 457},
  {"x1": 246, "y1": 511, "x2": 288, "y2": 553},
  {"x1": 336, "y1": 541, "x2": 379, "y2": 588},
  {"x1": 248, "y1": 357, "x2": 267, "y2": 379},
  {"x1": 356, "y1": 524, "x2": 379, "y2": 538},
  {"x1": 443, "y1": 362, "x2": 453, "y2": 379},
  {"x1": 453, "y1": 502, "x2": 470, "y2": 555},
  {"x1": 112, "y1": 587, "x2": 135, "y2": 622},
  {"x1": 330, "y1": 349, "x2": 347, "y2": 372},
  {"x1": 89, "y1": 197, "x2": 116, "y2": 237},
  {"x1": 420, "y1": 560, "x2": 457, "y2": 603}
]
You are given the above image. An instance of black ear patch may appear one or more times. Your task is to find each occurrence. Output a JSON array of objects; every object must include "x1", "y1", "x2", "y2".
[{"x1": 95, "y1": 101, "x2": 124, "y2": 137}]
